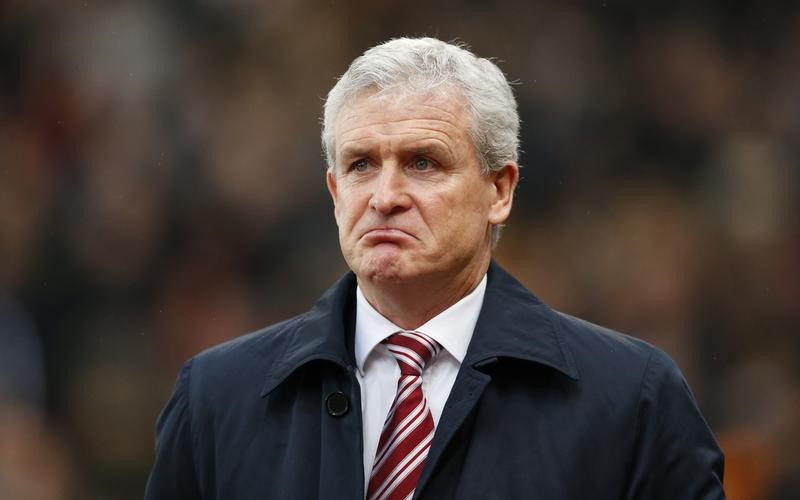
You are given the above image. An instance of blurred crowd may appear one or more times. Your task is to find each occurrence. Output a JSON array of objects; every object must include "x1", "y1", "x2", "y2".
[{"x1": 0, "y1": 1, "x2": 798, "y2": 499}]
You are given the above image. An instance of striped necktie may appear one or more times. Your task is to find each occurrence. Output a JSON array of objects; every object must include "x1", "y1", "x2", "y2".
[{"x1": 366, "y1": 331, "x2": 441, "y2": 500}]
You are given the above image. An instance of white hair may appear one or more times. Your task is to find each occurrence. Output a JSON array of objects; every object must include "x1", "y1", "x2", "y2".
[{"x1": 322, "y1": 37, "x2": 520, "y2": 175}]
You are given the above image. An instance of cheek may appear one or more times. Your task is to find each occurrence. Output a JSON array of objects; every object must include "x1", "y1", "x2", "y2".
[
  {"x1": 335, "y1": 204, "x2": 352, "y2": 232},
  {"x1": 426, "y1": 198, "x2": 470, "y2": 236},
  {"x1": 335, "y1": 194, "x2": 364, "y2": 233},
  {"x1": 443, "y1": 194, "x2": 490, "y2": 234}
]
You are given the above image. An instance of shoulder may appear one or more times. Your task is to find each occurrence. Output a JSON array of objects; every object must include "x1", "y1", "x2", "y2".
[
  {"x1": 183, "y1": 313, "x2": 308, "y2": 398},
  {"x1": 178, "y1": 270, "x2": 357, "y2": 401},
  {"x1": 483, "y1": 261, "x2": 679, "y2": 384},
  {"x1": 199, "y1": 314, "x2": 305, "y2": 363},
  {"x1": 551, "y1": 310, "x2": 683, "y2": 388},
  {"x1": 553, "y1": 311, "x2": 663, "y2": 363}
]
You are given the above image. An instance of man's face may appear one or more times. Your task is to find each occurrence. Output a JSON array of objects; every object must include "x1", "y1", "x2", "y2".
[{"x1": 327, "y1": 89, "x2": 516, "y2": 288}]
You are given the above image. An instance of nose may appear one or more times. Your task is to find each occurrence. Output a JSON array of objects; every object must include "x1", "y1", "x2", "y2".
[{"x1": 369, "y1": 165, "x2": 411, "y2": 215}]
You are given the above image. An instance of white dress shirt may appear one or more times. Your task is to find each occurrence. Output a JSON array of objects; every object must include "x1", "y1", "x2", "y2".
[{"x1": 354, "y1": 274, "x2": 487, "y2": 491}]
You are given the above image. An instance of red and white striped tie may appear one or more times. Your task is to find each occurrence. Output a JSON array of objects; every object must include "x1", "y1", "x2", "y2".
[{"x1": 367, "y1": 331, "x2": 441, "y2": 500}]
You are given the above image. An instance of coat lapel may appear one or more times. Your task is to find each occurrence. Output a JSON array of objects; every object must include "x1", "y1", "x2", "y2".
[
  {"x1": 257, "y1": 271, "x2": 365, "y2": 498},
  {"x1": 416, "y1": 261, "x2": 579, "y2": 495}
]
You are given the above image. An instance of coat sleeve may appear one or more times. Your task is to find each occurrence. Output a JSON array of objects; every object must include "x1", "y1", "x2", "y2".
[
  {"x1": 626, "y1": 349, "x2": 726, "y2": 500},
  {"x1": 145, "y1": 359, "x2": 203, "y2": 499}
]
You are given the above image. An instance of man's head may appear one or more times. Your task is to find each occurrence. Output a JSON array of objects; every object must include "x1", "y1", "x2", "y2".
[
  {"x1": 322, "y1": 37, "x2": 519, "y2": 177},
  {"x1": 323, "y1": 38, "x2": 519, "y2": 307}
]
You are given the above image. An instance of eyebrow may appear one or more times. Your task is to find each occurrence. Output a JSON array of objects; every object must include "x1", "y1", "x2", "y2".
[
  {"x1": 337, "y1": 138, "x2": 454, "y2": 165},
  {"x1": 403, "y1": 140, "x2": 453, "y2": 159},
  {"x1": 338, "y1": 146, "x2": 372, "y2": 161}
]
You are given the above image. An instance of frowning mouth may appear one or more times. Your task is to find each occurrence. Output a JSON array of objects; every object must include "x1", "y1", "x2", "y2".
[{"x1": 360, "y1": 227, "x2": 417, "y2": 244}]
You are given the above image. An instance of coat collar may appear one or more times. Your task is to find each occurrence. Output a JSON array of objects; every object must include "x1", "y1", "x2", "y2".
[
  {"x1": 261, "y1": 261, "x2": 578, "y2": 396},
  {"x1": 464, "y1": 261, "x2": 578, "y2": 379},
  {"x1": 260, "y1": 271, "x2": 357, "y2": 396}
]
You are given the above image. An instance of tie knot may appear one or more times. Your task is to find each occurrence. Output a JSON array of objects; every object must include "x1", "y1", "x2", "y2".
[{"x1": 385, "y1": 331, "x2": 441, "y2": 376}]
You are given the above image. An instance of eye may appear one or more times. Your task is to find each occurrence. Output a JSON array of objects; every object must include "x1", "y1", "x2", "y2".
[
  {"x1": 350, "y1": 159, "x2": 369, "y2": 172},
  {"x1": 412, "y1": 157, "x2": 432, "y2": 171}
]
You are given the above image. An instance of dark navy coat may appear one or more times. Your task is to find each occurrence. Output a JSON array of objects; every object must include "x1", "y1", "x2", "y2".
[{"x1": 146, "y1": 262, "x2": 725, "y2": 499}]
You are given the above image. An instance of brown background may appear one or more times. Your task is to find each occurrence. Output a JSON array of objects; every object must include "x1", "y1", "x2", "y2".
[{"x1": 0, "y1": 1, "x2": 798, "y2": 498}]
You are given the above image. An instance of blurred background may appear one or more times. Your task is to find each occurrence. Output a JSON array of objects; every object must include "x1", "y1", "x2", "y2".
[{"x1": 1, "y1": 0, "x2": 798, "y2": 498}]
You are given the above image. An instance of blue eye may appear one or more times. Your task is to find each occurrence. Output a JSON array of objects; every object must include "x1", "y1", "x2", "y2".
[
  {"x1": 413, "y1": 158, "x2": 431, "y2": 171},
  {"x1": 351, "y1": 159, "x2": 369, "y2": 172}
]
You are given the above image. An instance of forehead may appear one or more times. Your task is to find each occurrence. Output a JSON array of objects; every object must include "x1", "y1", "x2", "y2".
[{"x1": 334, "y1": 89, "x2": 472, "y2": 151}]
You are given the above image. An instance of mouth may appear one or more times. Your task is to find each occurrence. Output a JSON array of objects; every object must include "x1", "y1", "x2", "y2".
[{"x1": 360, "y1": 227, "x2": 416, "y2": 244}]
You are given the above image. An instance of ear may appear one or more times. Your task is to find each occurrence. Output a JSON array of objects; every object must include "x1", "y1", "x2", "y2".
[
  {"x1": 326, "y1": 168, "x2": 338, "y2": 203},
  {"x1": 326, "y1": 168, "x2": 341, "y2": 222},
  {"x1": 488, "y1": 162, "x2": 519, "y2": 225}
]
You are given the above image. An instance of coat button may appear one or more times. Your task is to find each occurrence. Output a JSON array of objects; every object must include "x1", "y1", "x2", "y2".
[{"x1": 326, "y1": 392, "x2": 350, "y2": 417}]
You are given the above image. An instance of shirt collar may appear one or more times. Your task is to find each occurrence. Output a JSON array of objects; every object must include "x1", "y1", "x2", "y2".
[
  {"x1": 354, "y1": 275, "x2": 487, "y2": 375},
  {"x1": 261, "y1": 262, "x2": 578, "y2": 397}
]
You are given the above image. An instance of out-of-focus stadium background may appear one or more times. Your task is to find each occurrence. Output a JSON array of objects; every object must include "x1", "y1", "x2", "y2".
[{"x1": 1, "y1": 1, "x2": 798, "y2": 498}]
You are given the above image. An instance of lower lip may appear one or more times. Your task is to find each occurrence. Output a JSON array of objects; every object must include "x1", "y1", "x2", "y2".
[{"x1": 362, "y1": 229, "x2": 413, "y2": 243}]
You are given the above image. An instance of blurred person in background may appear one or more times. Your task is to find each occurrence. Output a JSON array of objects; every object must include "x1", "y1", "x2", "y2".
[
  {"x1": 145, "y1": 37, "x2": 724, "y2": 499},
  {"x1": 0, "y1": 297, "x2": 72, "y2": 500}
]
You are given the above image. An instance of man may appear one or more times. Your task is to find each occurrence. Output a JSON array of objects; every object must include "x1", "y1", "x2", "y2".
[{"x1": 146, "y1": 37, "x2": 725, "y2": 499}]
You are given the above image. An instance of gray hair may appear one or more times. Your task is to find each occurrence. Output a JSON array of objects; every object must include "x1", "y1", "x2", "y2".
[
  {"x1": 321, "y1": 37, "x2": 520, "y2": 175},
  {"x1": 321, "y1": 37, "x2": 519, "y2": 247}
]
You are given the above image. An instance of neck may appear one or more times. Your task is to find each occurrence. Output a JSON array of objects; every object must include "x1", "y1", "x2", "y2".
[{"x1": 358, "y1": 257, "x2": 490, "y2": 330}]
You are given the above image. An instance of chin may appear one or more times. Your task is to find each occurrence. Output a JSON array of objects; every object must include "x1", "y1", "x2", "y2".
[{"x1": 352, "y1": 250, "x2": 418, "y2": 285}]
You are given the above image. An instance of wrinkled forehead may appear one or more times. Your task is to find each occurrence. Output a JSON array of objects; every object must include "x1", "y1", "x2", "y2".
[{"x1": 334, "y1": 86, "x2": 472, "y2": 137}]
